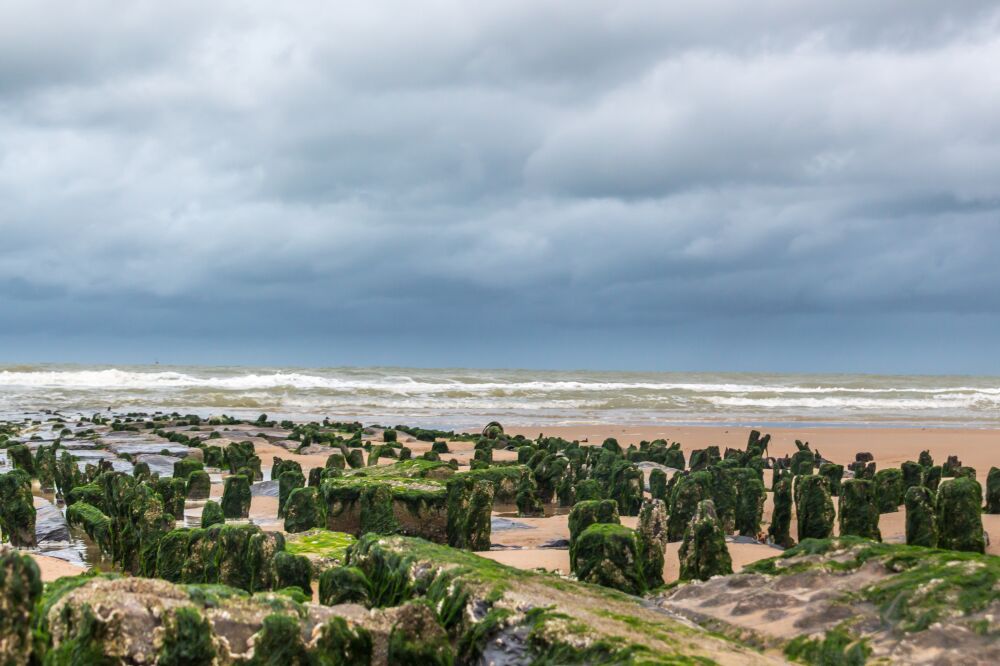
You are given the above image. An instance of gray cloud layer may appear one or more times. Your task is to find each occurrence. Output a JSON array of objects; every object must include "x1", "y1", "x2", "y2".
[{"x1": 2, "y1": 1, "x2": 1000, "y2": 371}]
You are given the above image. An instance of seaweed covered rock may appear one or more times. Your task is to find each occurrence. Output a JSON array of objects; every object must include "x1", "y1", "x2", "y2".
[
  {"x1": 221, "y1": 474, "x2": 251, "y2": 519},
  {"x1": 796, "y1": 475, "x2": 834, "y2": 541},
  {"x1": 608, "y1": 460, "x2": 644, "y2": 516},
  {"x1": 173, "y1": 457, "x2": 204, "y2": 480},
  {"x1": 636, "y1": 498, "x2": 668, "y2": 589},
  {"x1": 918, "y1": 449, "x2": 934, "y2": 467},
  {"x1": 732, "y1": 468, "x2": 766, "y2": 537},
  {"x1": 284, "y1": 486, "x2": 324, "y2": 533},
  {"x1": 312, "y1": 617, "x2": 372, "y2": 665},
  {"x1": 319, "y1": 565, "x2": 371, "y2": 606},
  {"x1": 923, "y1": 465, "x2": 943, "y2": 493},
  {"x1": 200, "y1": 499, "x2": 225, "y2": 528},
  {"x1": 987, "y1": 466, "x2": 1000, "y2": 514},
  {"x1": 901, "y1": 460, "x2": 924, "y2": 494},
  {"x1": 249, "y1": 613, "x2": 310, "y2": 665},
  {"x1": 574, "y1": 478, "x2": 602, "y2": 501},
  {"x1": 574, "y1": 523, "x2": 646, "y2": 594},
  {"x1": 936, "y1": 477, "x2": 985, "y2": 553},
  {"x1": 688, "y1": 446, "x2": 720, "y2": 471},
  {"x1": 790, "y1": 448, "x2": 815, "y2": 476},
  {"x1": 768, "y1": 475, "x2": 794, "y2": 548},
  {"x1": 387, "y1": 601, "x2": 453, "y2": 666},
  {"x1": 838, "y1": 478, "x2": 881, "y2": 541},
  {"x1": 158, "y1": 605, "x2": 216, "y2": 666},
  {"x1": 666, "y1": 471, "x2": 713, "y2": 542},
  {"x1": 905, "y1": 485, "x2": 937, "y2": 548},
  {"x1": 248, "y1": 530, "x2": 286, "y2": 592},
  {"x1": 678, "y1": 499, "x2": 733, "y2": 582},
  {"x1": 325, "y1": 453, "x2": 346, "y2": 470},
  {"x1": 873, "y1": 468, "x2": 905, "y2": 513},
  {"x1": 6, "y1": 444, "x2": 33, "y2": 475},
  {"x1": 515, "y1": 468, "x2": 544, "y2": 517},
  {"x1": 649, "y1": 468, "x2": 668, "y2": 501},
  {"x1": 445, "y1": 476, "x2": 494, "y2": 551},
  {"x1": 0, "y1": 548, "x2": 42, "y2": 666},
  {"x1": 818, "y1": 462, "x2": 844, "y2": 497},
  {"x1": 0, "y1": 471, "x2": 36, "y2": 547},
  {"x1": 346, "y1": 449, "x2": 365, "y2": 469},
  {"x1": 156, "y1": 528, "x2": 193, "y2": 582},
  {"x1": 186, "y1": 470, "x2": 211, "y2": 499},
  {"x1": 278, "y1": 469, "x2": 306, "y2": 518},
  {"x1": 568, "y1": 499, "x2": 620, "y2": 570},
  {"x1": 272, "y1": 550, "x2": 312, "y2": 592}
]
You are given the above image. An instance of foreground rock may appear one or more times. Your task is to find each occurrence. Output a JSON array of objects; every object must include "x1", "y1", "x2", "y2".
[
  {"x1": 656, "y1": 537, "x2": 1000, "y2": 664},
  {"x1": 5, "y1": 536, "x2": 781, "y2": 665}
]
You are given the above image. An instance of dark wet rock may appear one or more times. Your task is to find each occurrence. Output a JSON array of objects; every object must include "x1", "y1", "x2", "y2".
[
  {"x1": 135, "y1": 453, "x2": 181, "y2": 477},
  {"x1": 539, "y1": 538, "x2": 570, "y2": 549},
  {"x1": 251, "y1": 479, "x2": 279, "y2": 497},
  {"x1": 937, "y1": 477, "x2": 985, "y2": 553},
  {"x1": 839, "y1": 478, "x2": 881, "y2": 541},
  {"x1": 574, "y1": 522, "x2": 646, "y2": 594},
  {"x1": 222, "y1": 475, "x2": 252, "y2": 519},
  {"x1": 795, "y1": 475, "x2": 834, "y2": 541},
  {"x1": 679, "y1": 500, "x2": 733, "y2": 582},
  {"x1": 905, "y1": 485, "x2": 937, "y2": 547},
  {"x1": 35, "y1": 498, "x2": 70, "y2": 543}
]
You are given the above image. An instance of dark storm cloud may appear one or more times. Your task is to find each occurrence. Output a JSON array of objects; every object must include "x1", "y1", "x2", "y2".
[{"x1": 2, "y1": 1, "x2": 1000, "y2": 370}]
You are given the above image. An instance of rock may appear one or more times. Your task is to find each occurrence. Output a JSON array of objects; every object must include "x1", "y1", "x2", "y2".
[
  {"x1": 186, "y1": 470, "x2": 211, "y2": 499},
  {"x1": 667, "y1": 471, "x2": 712, "y2": 542},
  {"x1": 637, "y1": 498, "x2": 668, "y2": 589},
  {"x1": 515, "y1": 468, "x2": 544, "y2": 517},
  {"x1": 200, "y1": 500, "x2": 225, "y2": 528},
  {"x1": 901, "y1": 461, "x2": 924, "y2": 494},
  {"x1": 0, "y1": 471, "x2": 35, "y2": 547},
  {"x1": 319, "y1": 566, "x2": 371, "y2": 606},
  {"x1": 278, "y1": 469, "x2": 306, "y2": 518},
  {"x1": 904, "y1": 485, "x2": 937, "y2": 547},
  {"x1": 795, "y1": 475, "x2": 834, "y2": 541},
  {"x1": 284, "y1": 487, "x2": 324, "y2": 533},
  {"x1": 790, "y1": 449, "x2": 815, "y2": 476},
  {"x1": 272, "y1": 550, "x2": 311, "y2": 592},
  {"x1": 936, "y1": 477, "x2": 985, "y2": 553},
  {"x1": 986, "y1": 467, "x2": 1000, "y2": 514},
  {"x1": 923, "y1": 465, "x2": 943, "y2": 492},
  {"x1": 221, "y1": 475, "x2": 251, "y2": 519},
  {"x1": 445, "y1": 476, "x2": 494, "y2": 551},
  {"x1": 251, "y1": 479, "x2": 279, "y2": 497},
  {"x1": 818, "y1": 463, "x2": 844, "y2": 497},
  {"x1": 540, "y1": 538, "x2": 570, "y2": 549},
  {"x1": 574, "y1": 523, "x2": 646, "y2": 594},
  {"x1": 135, "y1": 453, "x2": 181, "y2": 477},
  {"x1": 0, "y1": 548, "x2": 42, "y2": 666},
  {"x1": 34, "y1": 498, "x2": 71, "y2": 543},
  {"x1": 679, "y1": 500, "x2": 733, "y2": 582},
  {"x1": 839, "y1": 478, "x2": 881, "y2": 541},
  {"x1": 568, "y1": 499, "x2": 620, "y2": 570},
  {"x1": 490, "y1": 517, "x2": 533, "y2": 531},
  {"x1": 732, "y1": 468, "x2": 766, "y2": 538},
  {"x1": 873, "y1": 468, "x2": 904, "y2": 513},
  {"x1": 768, "y1": 474, "x2": 794, "y2": 548}
]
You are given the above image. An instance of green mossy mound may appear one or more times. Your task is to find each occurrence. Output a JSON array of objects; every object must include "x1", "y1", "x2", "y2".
[
  {"x1": 0, "y1": 548, "x2": 42, "y2": 666},
  {"x1": 272, "y1": 550, "x2": 312, "y2": 592},
  {"x1": 573, "y1": 523, "x2": 646, "y2": 595},
  {"x1": 768, "y1": 474, "x2": 794, "y2": 548},
  {"x1": 200, "y1": 500, "x2": 225, "y2": 528},
  {"x1": 158, "y1": 605, "x2": 216, "y2": 666},
  {"x1": 568, "y1": 499, "x2": 621, "y2": 571},
  {"x1": 284, "y1": 486, "x2": 325, "y2": 533},
  {"x1": 873, "y1": 468, "x2": 905, "y2": 513},
  {"x1": 186, "y1": 470, "x2": 211, "y2": 499},
  {"x1": 277, "y1": 469, "x2": 306, "y2": 518},
  {"x1": 986, "y1": 466, "x2": 1000, "y2": 514},
  {"x1": 319, "y1": 565, "x2": 371, "y2": 606},
  {"x1": 0, "y1": 471, "x2": 36, "y2": 547}
]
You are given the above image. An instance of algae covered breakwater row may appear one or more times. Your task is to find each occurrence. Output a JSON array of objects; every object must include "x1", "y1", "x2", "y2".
[{"x1": 1, "y1": 411, "x2": 1000, "y2": 664}]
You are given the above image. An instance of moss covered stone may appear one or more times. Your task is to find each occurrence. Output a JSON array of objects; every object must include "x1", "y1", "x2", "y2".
[
  {"x1": 173, "y1": 458, "x2": 204, "y2": 480},
  {"x1": 156, "y1": 528, "x2": 193, "y2": 582},
  {"x1": 221, "y1": 474, "x2": 251, "y2": 519},
  {"x1": 574, "y1": 478, "x2": 602, "y2": 501},
  {"x1": 768, "y1": 475, "x2": 794, "y2": 548},
  {"x1": 200, "y1": 499, "x2": 225, "y2": 528},
  {"x1": 733, "y1": 468, "x2": 766, "y2": 537},
  {"x1": 838, "y1": 478, "x2": 881, "y2": 541},
  {"x1": 445, "y1": 477, "x2": 494, "y2": 551},
  {"x1": 649, "y1": 468, "x2": 668, "y2": 502},
  {"x1": 187, "y1": 469, "x2": 211, "y2": 499},
  {"x1": 248, "y1": 530, "x2": 286, "y2": 592},
  {"x1": 666, "y1": 470, "x2": 713, "y2": 542},
  {"x1": 278, "y1": 469, "x2": 306, "y2": 518},
  {"x1": 218, "y1": 523, "x2": 260, "y2": 590},
  {"x1": 574, "y1": 523, "x2": 646, "y2": 594},
  {"x1": 873, "y1": 468, "x2": 905, "y2": 513},
  {"x1": 312, "y1": 616, "x2": 373, "y2": 666},
  {"x1": 568, "y1": 499, "x2": 620, "y2": 571},
  {"x1": 346, "y1": 449, "x2": 365, "y2": 469},
  {"x1": 0, "y1": 548, "x2": 42, "y2": 666},
  {"x1": 796, "y1": 475, "x2": 834, "y2": 541},
  {"x1": 6, "y1": 444, "x2": 33, "y2": 475},
  {"x1": 678, "y1": 499, "x2": 733, "y2": 582},
  {"x1": 0, "y1": 471, "x2": 36, "y2": 547},
  {"x1": 986, "y1": 466, "x2": 1000, "y2": 514},
  {"x1": 790, "y1": 448, "x2": 815, "y2": 476},
  {"x1": 284, "y1": 486, "x2": 324, "y2": 533},
  {"x1": 272, "y1": 550, "x2": 312, "y2": 593},
  {"x1": 905, "y1": 485, "x2": 937, "y2": 548},
  {"x1": 936, "y1": 477, "x2": 985, "y2": 553},
  {"x1": 636, "y1": 499, "x2": 667, "y2": 589},
  {"x1": 318, "y1": 565, "x2": 371, "y2": 606},
  {"x1": 923, "y1": 465, "x2": 942, "y2": 493},
  {"x1": 901, "y1": 460, "x2": 924, "y2": 494},
  {"x1": 66, "y1": 502, "x2": 113, "y2": 553},
  {"x1": 387, "y1": 602, "x2": 454, "y2": 666},
  {"x1": 515, "y1": 468, "x2": 544, "y2": 517},
  {"x1": 608, "y1": 461, "x2": 644, "y2": 517},
  {"x1": 249, "y1": 613, "x2": 309, "y2": 665},
  {"x1": 818, "y1": 462, "x2": 844, "y2": 497},
  {"x1": 158, "y1": 605, "x2": 216, "y2": 666},
  {"x1": 688, "y1": 446, "x2": 720, "y2": 471}
]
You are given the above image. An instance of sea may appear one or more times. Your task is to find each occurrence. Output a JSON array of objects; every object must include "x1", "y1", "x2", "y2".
[{"x1": 2, "y1": 364, "x2": 1000, "y2": 430}]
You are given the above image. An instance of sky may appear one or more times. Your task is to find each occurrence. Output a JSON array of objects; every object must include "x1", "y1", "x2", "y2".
[{"x1": 2, "y1": 1, "x2": 1000, "y2": 374}]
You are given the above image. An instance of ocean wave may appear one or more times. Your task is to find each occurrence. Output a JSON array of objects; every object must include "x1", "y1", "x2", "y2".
[{"x1": 2, "y1": 368, "x2": 1000, "y2": 397}]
